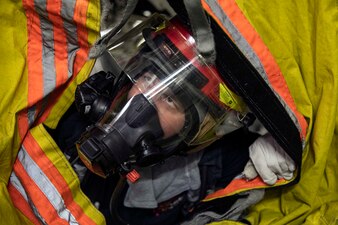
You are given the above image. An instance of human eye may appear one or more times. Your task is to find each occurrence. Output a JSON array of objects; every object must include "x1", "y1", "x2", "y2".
[
  {"x1": 161, "y1": 93, "x2": 180, "y2": 110},
  {"x1": 165, "y1": 95, "x2": 174, "y2": 105}
]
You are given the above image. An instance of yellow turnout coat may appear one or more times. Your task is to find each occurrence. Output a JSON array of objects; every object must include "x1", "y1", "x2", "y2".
[{"x1": 0, "y1": 0, "x2": 336, "y2": 224}]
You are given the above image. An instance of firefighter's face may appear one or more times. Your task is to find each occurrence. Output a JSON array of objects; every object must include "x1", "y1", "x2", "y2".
[{"x1": 128, "y1": 72, "x2": 185, "y2": 138}]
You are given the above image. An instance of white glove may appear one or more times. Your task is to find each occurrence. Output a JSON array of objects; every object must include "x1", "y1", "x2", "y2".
[{"x1": 243, "y1": 134, "x2": 296, "y2": 185}]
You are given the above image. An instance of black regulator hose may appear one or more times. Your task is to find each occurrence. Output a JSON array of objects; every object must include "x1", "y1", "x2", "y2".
[{"x1": 109, "y1": 176, "x2": 130, "y2": 225}]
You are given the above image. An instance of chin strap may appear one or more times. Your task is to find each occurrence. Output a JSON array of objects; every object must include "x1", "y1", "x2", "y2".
[{"x1": 183, "y1": 0, "x2": 216, "y2": 64}]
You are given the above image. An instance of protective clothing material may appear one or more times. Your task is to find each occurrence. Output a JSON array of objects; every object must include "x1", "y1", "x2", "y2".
[
  {"x1": 0, "y1": 0, "x2": 105, "y2": 224},
  {"x1": 1, "y1": 0, "x2": 336, "y2": 225},
  {"x1": 200, "y1": 0, "x2": 337, "y2": 225}
]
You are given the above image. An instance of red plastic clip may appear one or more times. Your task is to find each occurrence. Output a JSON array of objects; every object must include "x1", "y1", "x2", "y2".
[{"x1": 126, "y1": 169, "x2": 140, "y2": 183}]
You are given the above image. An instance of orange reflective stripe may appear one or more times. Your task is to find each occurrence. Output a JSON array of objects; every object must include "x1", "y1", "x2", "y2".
[
  {"x1": 8, "y1": 183, "x2": 41, "y2": 225},
  {"x1": 24, "y1": 132, "x2": 97, "y2": 225},
  {"x1": 202, "y1": 0, "x2": 307, "y2": 140},
  {"x1": 36, "y1": 85, "x2": 62, "y2": 126},
  {"x1": 217, "y1": 0, "x2": 276, "y2": 74},
  {"x1": 203, "y1": 177, "x2": 288, "y2": 201},
  {"x1": 73, "y1": 0, "x2": 90, "y2": 75},
  {"x1": 11, "y1": 0, "x2": 101, "y2": 223},
  {"x1": 34, "y1": 0, "x2": 93, "y2": 125},
  {"x1": 13, "y1": 160, "x2": 69, "y2": 225},
  {"x1": 23, "y1": 0, "x2": 44, "y2": 107},
  {"x1": 47, "y1": 0, "x2": 68, "y2": 87},
  {"x1": 38, "y1": 0, "x2": 92, "y2": 124}
]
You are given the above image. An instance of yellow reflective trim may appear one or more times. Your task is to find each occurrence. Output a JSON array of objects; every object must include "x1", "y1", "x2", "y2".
[
  {"x1": 86, "y1": 0, "x2": 101, "y2": 45},
  {"x1": 219, "y1": 83, "x2": 246, "y2": 112},
  {"x1": 30, "y1": 124, "x2": 105, "y2": 224},
  {"x1": 208, "y1": 220, "x2": 246, "y2": 225},
  {"x1": 43, "y1": 59, "x2": 96, "y2": 129}
]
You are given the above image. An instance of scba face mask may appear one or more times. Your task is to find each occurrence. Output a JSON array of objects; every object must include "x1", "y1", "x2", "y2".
[{"x1": 76, "y1": 15, "x2": 250, "y2": 178}]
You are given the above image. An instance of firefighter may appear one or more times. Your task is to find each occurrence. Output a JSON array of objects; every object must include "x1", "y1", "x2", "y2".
[
  {"x1": 4, "y1": 0, "x2": 326, "y2": 224},
  {"x1": 68, "y1": 15, "x2": 297, "y2": 224}
]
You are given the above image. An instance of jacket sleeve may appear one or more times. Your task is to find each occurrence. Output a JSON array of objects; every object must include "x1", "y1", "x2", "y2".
[{"x1": 0, "y1": 0, "x2": 101, "y2": 223}]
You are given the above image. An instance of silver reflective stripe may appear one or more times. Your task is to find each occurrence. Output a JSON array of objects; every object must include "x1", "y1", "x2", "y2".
[
  {"x1": 17, "y1": 147, "x2": 79, "y2": 224},
  {"x1": 32, "y1": 0, "x2": 79, "y2": 94},
  {"x1": 34, "y1": 0, "x2": 56, "y2": 97},
  {"x1": 28, "y1": 97, "x2": 50, "y2": 126},
  {"x1": 28, "y1": 106, "x2": 36, "y2": 126},
  {"x1": 205, "y1": 0, "x2": 268, "y2": 81},
  {"x1": 10, "y1": 171, "x2": 47, "y2": 224},
  {"x1": 61, "y1": 0, "x2": 78, "y2": 78},
  {"x1": 205, "y1": 0, "x2": 303, "y2": 142}
]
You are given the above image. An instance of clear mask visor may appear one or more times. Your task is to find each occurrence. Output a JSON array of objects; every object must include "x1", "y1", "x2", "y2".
[{"x1": 99, "y1": 15, "x2": 235, "y2": 148}]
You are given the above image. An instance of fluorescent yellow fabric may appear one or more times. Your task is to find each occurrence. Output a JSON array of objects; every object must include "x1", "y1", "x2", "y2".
[
  {"x1": 0, "y1": 1, "x2": 30, "y2": 224},
  {"x1": 0, "y1": 0, "x2": 101, "y2": 223},
  {"x1": 211, "y1": 0, "x2": 337, "y2": 224},
  {"x1": 31, "y1": 121, "x2": 105, "y2": 224},
  {"x1": 2, "y1": 0, "x2": 336, "y2": 224}
]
